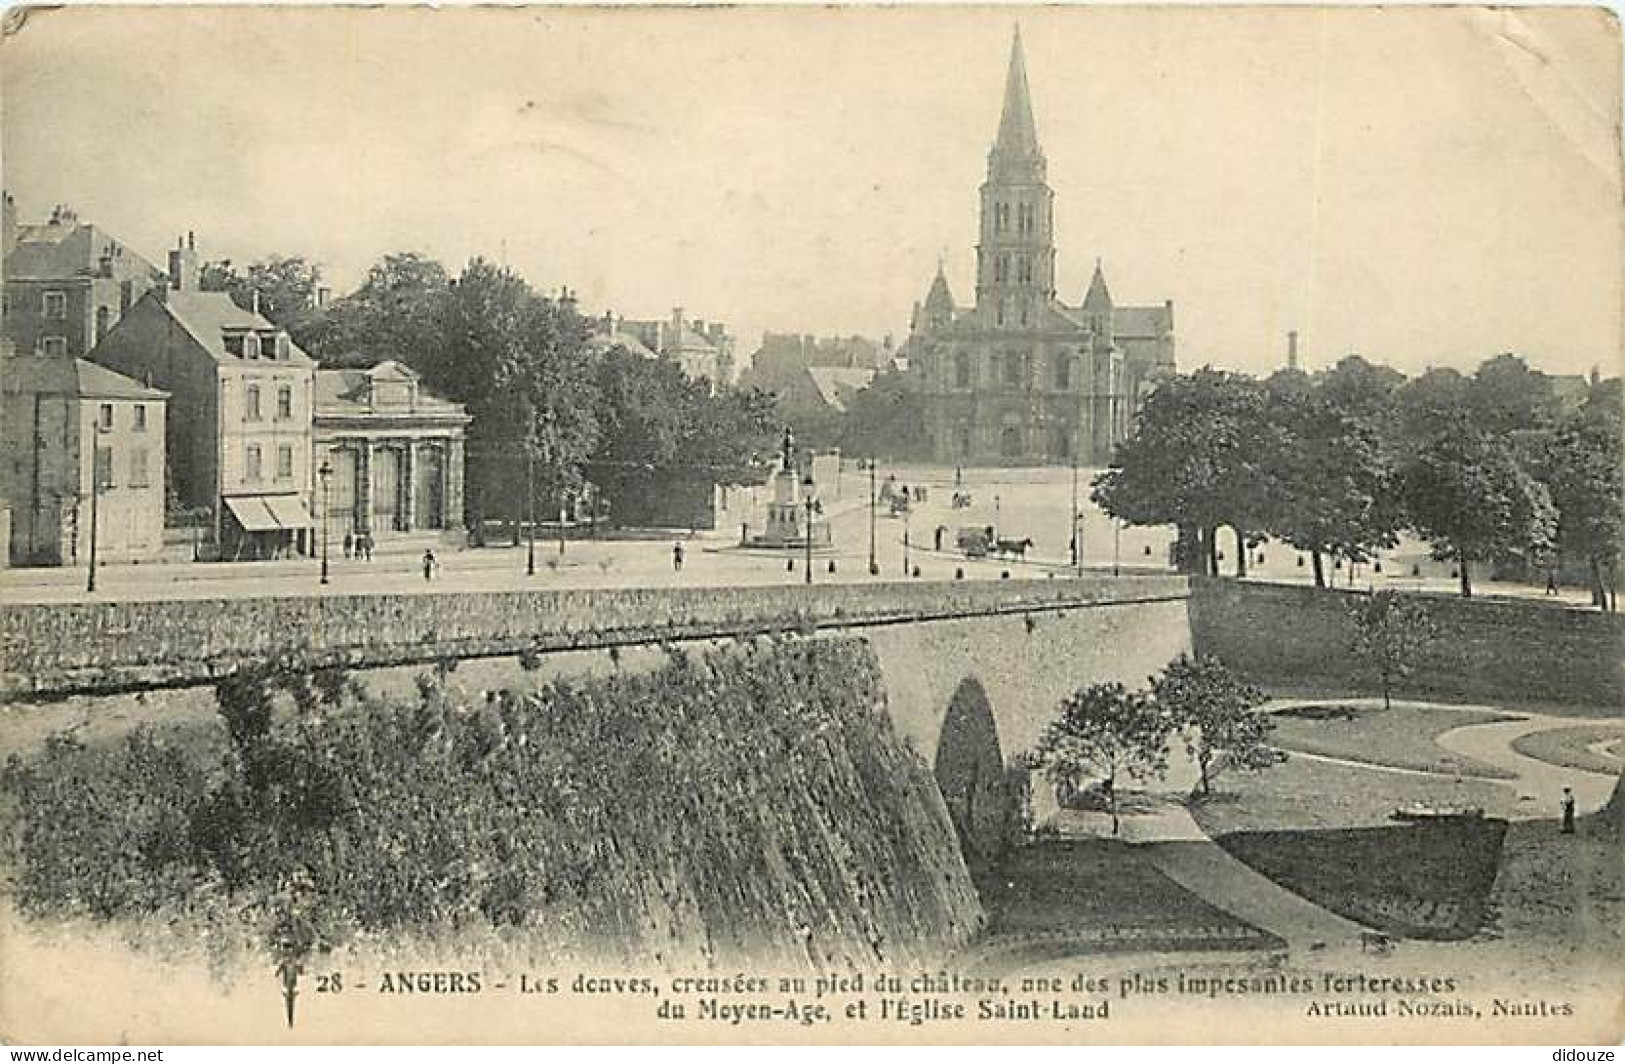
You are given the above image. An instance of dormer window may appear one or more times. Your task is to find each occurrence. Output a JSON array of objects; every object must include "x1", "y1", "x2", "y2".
[
  {"x1": 273, "y1": 333, "x2": 290, "y2": 360},
  {"x1": 243, "y1": 333, "x2": 261, "y2": 360},
  {"x1": 224, "y1": 332, "x2": 244, "y2": 357}
]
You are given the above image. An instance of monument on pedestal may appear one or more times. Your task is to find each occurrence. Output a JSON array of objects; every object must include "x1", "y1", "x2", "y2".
[{"x1": 744, "y1": 427, "x2": 832, "y2": 549}]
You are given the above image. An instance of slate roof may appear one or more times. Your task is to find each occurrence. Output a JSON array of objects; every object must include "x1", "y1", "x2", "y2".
[
  {"x1": 314, "y1": 360, "x2": 468, "y2": 419},
  {"x1": 1, "y1": 355, "x2": 168, "y2": 400},
  {"x1": 4, "y1": 221, "x2": 164, "y2": 283},
  {"x1": 156, "y1": 290, "x2": 316, "y2": 365},
  {"x1": 805, "y1": 366, "x2": 875, "y2": 412}
]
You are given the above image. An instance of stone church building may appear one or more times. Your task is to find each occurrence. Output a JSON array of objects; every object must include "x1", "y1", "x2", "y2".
[{"x1": 903, "y1": 29, "x2": 1176, "y2": 465}]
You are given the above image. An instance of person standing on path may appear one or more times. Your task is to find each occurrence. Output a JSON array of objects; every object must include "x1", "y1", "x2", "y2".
[
  {"x1": 1561, "y1": 787, "x2": 1576, "y2": 834},
  {"x1": 672, "y1": 541, "x2": 685, "y2": 573},
  {"x1": 342, "y1": 532, "x2": 353, "y2": 560},
  {"x1": 422, "y1": 549, "x2": 437, "y2": 581}
]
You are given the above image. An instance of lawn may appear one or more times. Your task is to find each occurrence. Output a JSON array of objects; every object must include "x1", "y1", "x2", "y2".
[
  {"x1": 1510, "y1": 723, "x2": 1625, "y2": 776},
  {"x1": 1213, "y1": 819, "x2": 1507, "y2": 940},
  {"x1": 1266, "y1": 702, "x2": 1518, "y2": 779},
  {"x1": 1189, "y1": 753, "x2": 1519, "y2": 835}
]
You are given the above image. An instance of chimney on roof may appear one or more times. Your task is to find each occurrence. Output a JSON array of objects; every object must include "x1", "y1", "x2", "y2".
[
  {"x1": 1287, "y1": 330, "x2": 1300, "y2": 372},
  {"x1": 251, "y1": 289, "x2": 261, "y2": 316},
  {"x1": 316, "y1": 286, "x2": 330, "y2": 308},
  {"x1": 167, "y1": 233, "x2": 199, "y2": 292}
]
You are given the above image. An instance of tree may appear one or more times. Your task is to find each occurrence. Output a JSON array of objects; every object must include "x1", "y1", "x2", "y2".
[
  {"x1": 587, "y1": 347, "x2": 778, "y2": 509},
  {"x1": 1401, "y1": 423, "x2": 1557, "y2": 597},
  {"x1": 840, "y1": 369, "x2": 932, "y2": 461},
  {"x1": 1347, "y1": 590, "x2": 1439, "y2": 710},
  {"x1": 201, "y1": 255, "x2": 324, "y2": 337},
  {"x1": 1393, "y1": 367, "x2": 1470, "y2": 447},
  {"x1": 1315, "y1": 354, "x2": 1406, "y2": 424},
  {"x1": 1094, "y1": 369, "x2": 1274, "y2": 577},
  {"x1": 1268, "y1": 385, "x2": 1402, "y2": 588},
  {"x1": 299, "y1": 252, "x2": 450, "y2": 368},
  {"x1": 1150, "y1": 654, "x2": 1274, "y2": 797},
  {"x1": 426, "y1": 259, "x2": 600, "y2": 539},
  {"x1": 1541, "y1": 406, "x2": 1624, "y2": 611},
  {"x1": 1031, "y1": 682, "x2": 1173, "y2": 835},
  {"x1": 1468, "y1": 353, "x2": 1558, "y2": 435}
]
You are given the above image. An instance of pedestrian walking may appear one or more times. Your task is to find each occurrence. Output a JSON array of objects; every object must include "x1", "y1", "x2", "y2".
[
  {"x1": 934, "y1": 524, "x2": 945, "y2": 552},
  {"x1": 361, "y1": 532, "x2": 374, "y2": 561},
  {"x1": 342, "y1": 532, "x2": 354, "y2": 560},
  {"x1": 1546, "y1": 570, "x2": 1559, "y2": 596},
  {"x1": 672, "y1": 541, "x2": 685, "y2": 573},
  {"x1": 422, "y1": 549, "x2": 437, "y2": 581},
  {"x1": 1561, "y1": 787, "x2": 1576, "y2": 834}
]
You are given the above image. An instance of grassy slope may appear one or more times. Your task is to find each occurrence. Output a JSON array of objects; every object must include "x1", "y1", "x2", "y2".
[
  {"x1": 1266, "y1": 703, "x2": 1517, "y2": 780},
  {"x1": 1510, "y1": 723, "x2": 1625, "y2": 776}
]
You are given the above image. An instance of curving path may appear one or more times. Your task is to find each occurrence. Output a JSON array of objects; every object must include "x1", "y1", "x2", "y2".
[
  {"x1": 1027, "y1": 696, "x2": 1621, "y2": 959},
  {"x1": 1436, "y1": 714, "x2": 1618, "y2": 819}
]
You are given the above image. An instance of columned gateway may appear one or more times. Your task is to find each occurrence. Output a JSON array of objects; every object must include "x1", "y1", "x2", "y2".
[
  {"x1": 312, "y1": 362, "x2": 470, "y2": 538},
  {"x1": 901, "y1": 29, "x2": 1177, "y2": 466}
]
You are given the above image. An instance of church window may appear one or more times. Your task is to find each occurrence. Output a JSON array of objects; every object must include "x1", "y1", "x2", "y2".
[
  {"x1": 954, "y1": 353, "x2": 971, "y2": 388},
  {"x1": 1018, "y1": 256, "x2": 1032, "y2": 284},
  {"x1": 1018, "y1": 203, "x2": 1033, "y2": 234},
  {"x1": 995, "y1": 203, "x2": 1009, "y2": 233},
  {"x1": 1020, "y1": 302, "x2": 1030, "y2": 327},
  {"x1": 995, "y1": 255, "x2": 1008, "y2": 283},
  {"x1": 1054, "y1": 355, "x2": 1071, "y2": 389}
]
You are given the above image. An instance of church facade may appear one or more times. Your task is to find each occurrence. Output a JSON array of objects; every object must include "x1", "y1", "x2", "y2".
[{"x1": 903, "y1": 30, "x2": 1176, "y2": 466}]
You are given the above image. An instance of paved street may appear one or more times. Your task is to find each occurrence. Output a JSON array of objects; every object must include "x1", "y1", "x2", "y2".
[{"x1": 0, "y1": 463, "x2": 1606, "y2": 607}]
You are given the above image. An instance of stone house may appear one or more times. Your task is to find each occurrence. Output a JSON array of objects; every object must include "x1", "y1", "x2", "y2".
[
  {"x1": 2, "y1": 349, "x2": 168, "y2": 566},
  {"x1": 1, "y1": 201, "x2": 168, "y2": 359},
  {"x1": 87, "y1": 245, "x2": 318, "y2": 560}
]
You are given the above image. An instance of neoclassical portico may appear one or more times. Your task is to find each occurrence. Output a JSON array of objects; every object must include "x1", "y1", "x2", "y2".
[{"x1": 312, "y1": 362, "x2": 469, "y2": 538}]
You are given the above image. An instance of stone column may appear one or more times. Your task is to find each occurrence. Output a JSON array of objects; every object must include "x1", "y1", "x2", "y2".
[
  {"x1": 400, "y1": 440, "x2": 416, "y2": 532},
  {"x1": 356, "y1": 440, "x2": 373, "y2": 533},
  {"x1": 447, "y1": 436, "x2": 465, "y2": 533}
]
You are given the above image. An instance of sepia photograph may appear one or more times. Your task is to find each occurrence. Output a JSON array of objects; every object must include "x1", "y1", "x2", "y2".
[{"x1": 0, "y1": 2, "x2": 1620, "y2": 1047}]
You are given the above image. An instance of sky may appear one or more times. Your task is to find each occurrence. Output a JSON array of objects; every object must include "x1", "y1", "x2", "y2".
[{"x1": 2, "y1": 4, "x2": 1620, "y2": 378}]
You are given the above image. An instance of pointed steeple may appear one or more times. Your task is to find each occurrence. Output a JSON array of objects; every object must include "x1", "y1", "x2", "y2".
[
  {"x1": 924, "y1": 259, "x2": 955, "y2": 312},
  {"x1": 989, "y1": 26, "x2": 1043, "y2": 174},
  {"x1": 1083, "y1": 258, "x2": 1114, "y2": 311}
]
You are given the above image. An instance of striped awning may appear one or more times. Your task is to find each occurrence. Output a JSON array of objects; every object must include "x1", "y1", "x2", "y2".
[{"x1": 223, "y1": 495, "x2": 280, "y2": 532}]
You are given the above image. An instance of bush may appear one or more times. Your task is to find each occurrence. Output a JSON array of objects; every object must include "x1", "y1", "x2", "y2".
[{"x1": 2, "y1": 639, "x2": 980, "y2": 977}]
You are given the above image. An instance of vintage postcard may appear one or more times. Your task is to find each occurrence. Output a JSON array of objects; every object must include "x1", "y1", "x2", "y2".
[{"x1": 0, "y1": 2, "x2": 1620, "y2": 1047}]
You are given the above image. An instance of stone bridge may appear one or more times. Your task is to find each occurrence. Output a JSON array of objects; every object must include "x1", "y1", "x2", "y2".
[{"x1": 0, "y1": 575, "x2": 1195, "y2": 851}]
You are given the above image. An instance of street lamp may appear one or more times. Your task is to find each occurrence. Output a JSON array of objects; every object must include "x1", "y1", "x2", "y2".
[
  {"x1": 317, "y1": 459, "x2": 332, "y2": 585},
  {"x1": 802, "y1": 472, "x2": 816, "y2": 586},
  {"x1": 1069, "y1": 453, "x2": 1080, "y2": 573},
  {"x1": 902, "y1": 510, "x2": 911, "y2": 577},
  {"x1": 526, "y1": 448, "x2": 536, "y2": 577},
  {"x1": 1113, "y1": 519, "x2": 1122, "y2": 577},
  {"x1": 867, "y1": 457, "x2": 878, "y2": 576}
]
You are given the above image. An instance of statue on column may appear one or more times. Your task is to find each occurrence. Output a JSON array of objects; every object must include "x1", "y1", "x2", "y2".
[{"x1": 780, "y1": 425, "x2": 796, "y2": 474}]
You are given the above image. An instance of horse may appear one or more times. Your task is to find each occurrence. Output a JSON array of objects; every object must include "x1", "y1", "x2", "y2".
[{"x1": 994, "y1": 536, "x2": 1034, "y2": 559}]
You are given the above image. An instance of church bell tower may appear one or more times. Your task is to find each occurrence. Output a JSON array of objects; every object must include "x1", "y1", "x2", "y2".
[{"x1": 975, "y1": 26, "x2": 1058, "y2": 324}]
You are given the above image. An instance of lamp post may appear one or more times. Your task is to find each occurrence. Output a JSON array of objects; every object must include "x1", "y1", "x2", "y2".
[
  {"x1": 867, "y1": 458, "x2": 878, "y2": 576},
  {"x1": 85, "y1": 429, "x2": 107, "y2": 594},
  {"x1": 802, "y1": 472, "x2": 815, "y2": 586},
  {"x1": 902, "y1": 511, "x2": 911, "y2": 577},
  {"x1": 1069, "y1": 453, "x2": 1080, "y2": 573},
  {"x1": 1113, "y1": 519, "x2": 1122, "y2": 577},
  {"x1": 318, "y1": 459, "x2": 332, "y2": 585},
  {"x1": 526, "y1": 447, "x2": 536, "y2": 577}
]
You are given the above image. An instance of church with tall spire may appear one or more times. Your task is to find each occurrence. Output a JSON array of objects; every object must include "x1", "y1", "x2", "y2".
[{"x1": 903, "y1": 28, "x2": 1176, "y2": 465}]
